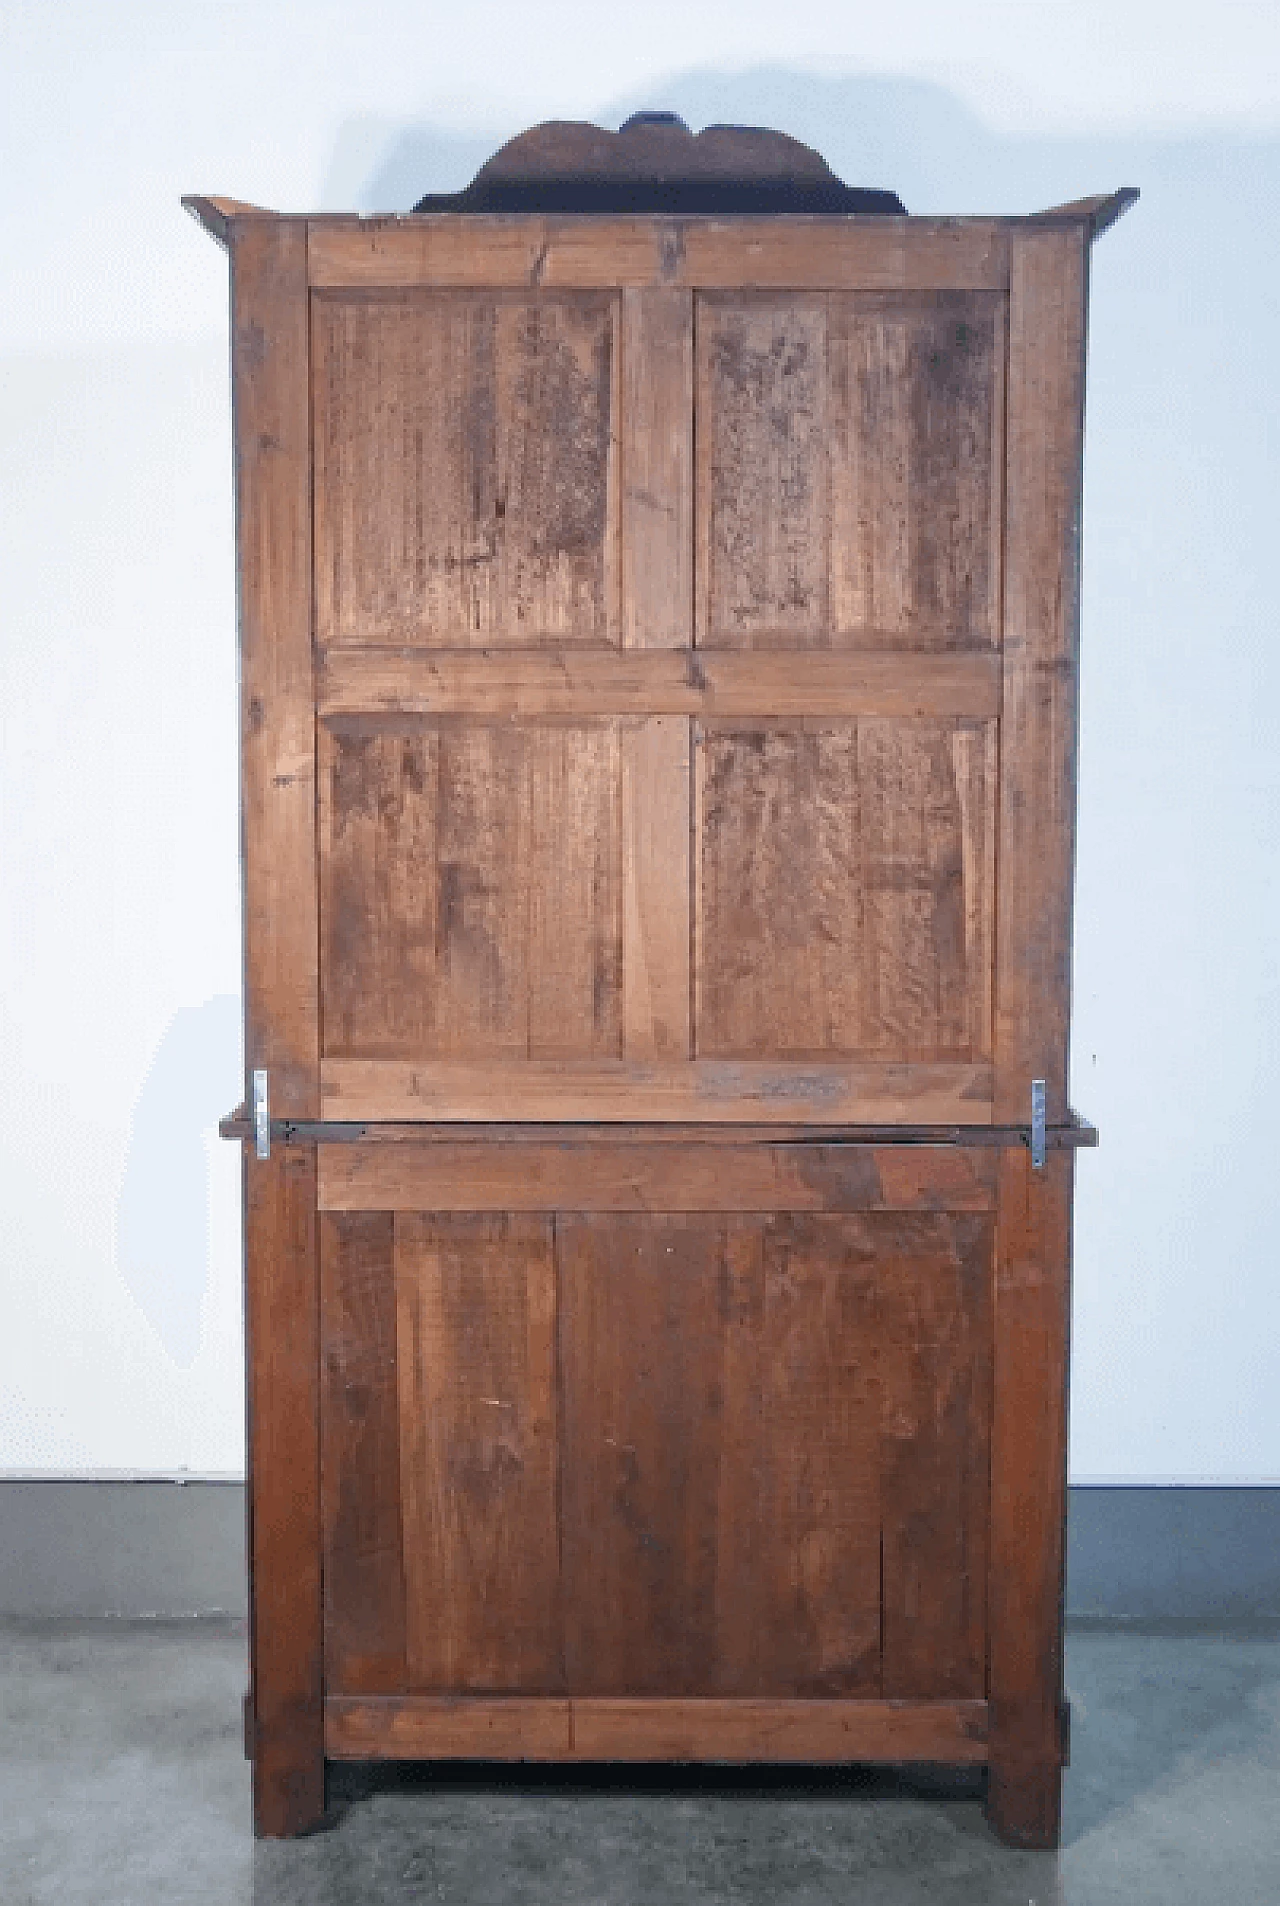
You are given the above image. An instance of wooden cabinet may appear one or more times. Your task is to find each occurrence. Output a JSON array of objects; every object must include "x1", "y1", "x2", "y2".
[{"x1": 194, "y1": 123, "x2": 1132, "y2": 1848}]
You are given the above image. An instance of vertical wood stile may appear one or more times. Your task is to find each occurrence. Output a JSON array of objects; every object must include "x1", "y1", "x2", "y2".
[
  {"x1": 244, "y1": 1145, "x2": 324, "y2": 1836},
  {"x1": 231, "y1": 218, "x2": 318, "y2": 1114},
  {"x1": 986, "y1": 1147, "x2": 1073, "y2": 1847},
  {"x1": 993, "y1": 226, "x2": 1088, "y2": 1123}
]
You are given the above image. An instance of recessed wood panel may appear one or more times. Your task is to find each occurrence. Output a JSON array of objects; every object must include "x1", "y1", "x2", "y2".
[
  {"x1": 559, "y1": 1211, "x2": 991, "y2": 1700},
  {"x1": 696, "y1": 719, "x2": 995, "y2": 1060},
  {"x1": 320, "y1": 718, "x2": 622, "y2": 1060},
  {"x1": 395, "y1": 1213, "x2": 561, "y2": 1692},
  {"x1": 313, "y1": 293, "x2": 617, "y2": 647},
  {"x1": 697, "y1": 292, "x2": 1004, "y2": 652}
]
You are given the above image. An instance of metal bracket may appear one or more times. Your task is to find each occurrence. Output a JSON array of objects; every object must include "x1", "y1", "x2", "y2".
[
  {"x1": 1030, "y1": 1079, "x2": 1047, "y2": 1169},
  {"x1": 252, "y1": 1070, "x2": 270, "y2": 1160}
]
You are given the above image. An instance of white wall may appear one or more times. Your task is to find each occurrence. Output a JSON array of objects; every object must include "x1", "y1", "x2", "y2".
[{"x1": 2, "y1": 2, "x2": 1277, "y2": 1481}]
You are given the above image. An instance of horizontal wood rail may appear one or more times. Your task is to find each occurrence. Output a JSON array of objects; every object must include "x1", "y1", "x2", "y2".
[
  {"x1": 325, "y1": 1696, "x2": 990, "y2": 1764},
  {"x1": 317, "y1": 646, "x2": 1001, "y2": 720}
]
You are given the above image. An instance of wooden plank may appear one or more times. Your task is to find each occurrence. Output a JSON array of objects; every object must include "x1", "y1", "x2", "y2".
[
  {"x1": 319, "y1": 719, "x2": 622, "y2": 1060},
  {"x1": 307, "y1": 217, "x2": 1010, "y2": 292},
  {"x1": 230, "y1": 219, "x2": 318, "y2": 1114},
  {"x1": 317, "y1": 1140, "x2": 999, "y2": 1213},
  {"x1": 320, "y1": 1057, "x2": 994, "y2": 1123},
  {"x1": 879, "y1": 1216, "x2": 992, "y2": 1699},
  {"x1": 319, "y1": 1212, "x2": 405, "y2": 1694},
  {"x1": 828, "y1": 292, "x2": 1003, "y2": 649},
  {"x1": 986, "y1": 1147, "x2": 1073, "y2": 1849},
  {"x1": 313, "y1": 292, "x2": 617, "y2": 649},
  {"x1": 695, "y1": 721, "x2": 995, "y2": 1060},
  {"x1": 317, "y1": 647, "x2": 1002, "y2": 718},
  {"x1": 395, "y1": 1214, "x2": 561, "y2": 1691},
  {"x1": 326, "y1": 1696, "x2": 571, "y2": 1760},
  {"x1": 621, "y1": 289, "x2": 692, "y2": 648},
  {"x1": 993, "y1": 225, "x2": 1088, "y2": 1124},
  {"x1": 243, "y1": 1146, "x2": 323, "y2": 1837},
  {"x1": 622, "y1": 717, "x2": 691, "y2": 1059},
  {"x1": 325, "y1": 1695, "x2": 987, "y2": 1761},
  {"x1": 570, "y1": 1698, "x2": 989, "y2": 1763}
]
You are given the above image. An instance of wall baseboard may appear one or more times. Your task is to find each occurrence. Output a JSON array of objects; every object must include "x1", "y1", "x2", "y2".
[{"x1": 1, "y1": 1480, "x2": 1277, "y2": 1621}]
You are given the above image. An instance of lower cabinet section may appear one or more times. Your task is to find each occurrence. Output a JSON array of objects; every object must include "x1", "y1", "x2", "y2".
[{"x1": 319, "y1": 1159, "x2": 994, "y2": 1707}]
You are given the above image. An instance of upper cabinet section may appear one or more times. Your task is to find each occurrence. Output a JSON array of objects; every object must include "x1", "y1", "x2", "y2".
[
  {"x1": 313, "y1": 292, "x2": 619, "y2": 648},
  {"x1": 696, "y1": 291, "x2": 1004, "y2": 651}
]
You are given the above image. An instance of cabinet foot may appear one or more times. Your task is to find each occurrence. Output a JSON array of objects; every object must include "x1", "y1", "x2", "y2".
[
  {"x1": 252, "y1": 1733, "x2": 327, "y2": 1839},
  {"x1": 985, "y1": 1759, "x2": 1063, "y2": 1849}
]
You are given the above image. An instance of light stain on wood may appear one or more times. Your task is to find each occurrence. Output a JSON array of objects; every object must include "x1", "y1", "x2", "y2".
[
  {"x1": 313, "y1": 293, "x2": 618, "y2": 647},
  {"x1": 395, "y1": 1213, "x2": 561, "y2": 1691}
]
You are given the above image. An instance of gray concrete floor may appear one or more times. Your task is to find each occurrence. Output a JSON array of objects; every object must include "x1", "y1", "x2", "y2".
[{"x1": 1, "y1": 1618, "x2": 1277, "y2": 1904}]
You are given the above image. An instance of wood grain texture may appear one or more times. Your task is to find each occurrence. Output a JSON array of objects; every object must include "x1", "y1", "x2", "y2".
[
  {"x1": 243, "y1": 1146, "x2": 323, "y2": 1837},
  {"x1": 558, "y1": 1213, "x2": 991, "y2": 1700},
  {"x1": 313, "y1": 292, "x2": 617, "y2": 648},
  {"x1": 993, "y1": 226, "x2": 1088, "y2": 1125},
  {"x1": 317, "y1": 646, "x2": 1002, "y2": 719},
  {"x1": 306, "y1": 217, "x2": 1010, "y2": 292},
  {"x1": 695, "y1": 720, "x2": 995, "y2": 1060},
  {"x1": 986, "y1": 1147, "x2": 1073, "y2": 1849},
  {"x1": 697, "y1": 292, "x2": 1004, "y2": 655},
  {"x1": 231, "y1": 219, "x2": 318, "y2": 1114},
  {"x1": 621, "y1": 289, "x2": 692, "y2": 648},
  {"x1": 325, "y1": 1695, "x2": 988, "y2": 1763},
  {"x1": 317, "y1": 1140, "x2": 999, "y2": 1214},
  {"x1": 326, "y1": 1696, "x2": 571, "y2": 1759},
  {"x1": 828, "y1": 293, "x2": 1004, "y2": 648},
  {"x1": 319, "y1": 1212, "x2": 405, "y2": 1693},
  {"x1": 622, "y1": 717, "x2": 691, "y2": 1058},
  {"x1": 319, "y1": 718, "x2": 622, "y2": 1060},
  {"x1": 320, "y1": 1057, "x2": 994, "y2": 1123},
  {"x1": 396, "y1": 1214, "x2": 561, "y2": 1691}
]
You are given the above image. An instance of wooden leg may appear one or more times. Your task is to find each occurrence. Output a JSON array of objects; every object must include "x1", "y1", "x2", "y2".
[
  {"x1": 985, "y1": 1148, "x2": 1072, "y2": 1853},
  {"x1": 245, "y1": 1144, "x2": 326, "y2": 1837},
  {"x1": 986, "y1": 1755, "x2": 1063, "y2": 1850}
]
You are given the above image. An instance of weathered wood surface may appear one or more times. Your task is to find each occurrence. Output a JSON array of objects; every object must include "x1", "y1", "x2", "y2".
[
  {"x1": 320, "y1": 1057, "x2": 994, "y2": 1123},
  {"x1": 316, "y1": 647, "x2": 1001, "y2": 718},
  {"x1": 621, "y1": 717, "x2": 691, "y2": 1058},
  {"x1": 396, "y1": 1214, "x2": 561, "y2": 1691},
  {"x1": 243, "y1": 1146, "x2": 323, "y2": 1837},
  {"x1": 319, "y1": 1212, "x2": 405, "y2": 1693},
  {"x1": 316, "y1": 1140, "x2": 999, "y2": 1213},
  {"x1": 620, "y1": 289, "x2": 692, "y2": 648},
  {"x1": 231, "y1": 220, "x2": 318, "y2": 1115},
  {"x1": 993, "y1": 225, "x2": 1088, "y2": 1125},
  {"x1": 325, "y1": 1695, "x2": 989, "y2": 1763},
  {"x1": 986, "y1": 1147, "x2": 1073, "y2": 1848}
]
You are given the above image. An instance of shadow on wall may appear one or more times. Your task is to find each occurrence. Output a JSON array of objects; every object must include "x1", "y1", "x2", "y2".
[{"x1": 117, "y1": 995, "x2": 241, "y2": 1369}]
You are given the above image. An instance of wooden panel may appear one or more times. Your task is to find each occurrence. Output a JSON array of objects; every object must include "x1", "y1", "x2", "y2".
[
  {"x1": 622, "y1": 717, "x2": 691, "y2": 1058},
  {"x1": 570, "y1": 1697, "x2": 988, "y2": 1763},
  {"x1": 231, "y1": 220, "x2": 318, "y2": 1114},
  {"x1": 317, "y1": 646, "x2": 1002, "y2": 719},
  {"x1": 319, "y1": 718, "x2": 622, "y2": 1060},
  {"x1": 829, "y1": 293, "x2": 1004, "y2": 648},
  {"x1": 313, "y1": 292, "x2": 617, "y2": 647},
  {"x1": 621, "y1": 289, "x2": 692, "y2": 648},
  {"x1": 317, "y1": 1141, "x2": 999, "y2": 1213},
  {"x1": 307, "y1": 216, "x2": 1010, "y2": 292},
  {"x1": 321, "y1": 1057, "x2": 994, "y2": 1123},
  {"x1": 319, "y1": 1212, "x2": 405, "y2": 1694},
  {"x1": 326, "y1": 1695, "x2": 988, "y2": 1763},
  {"x1": 993, "y1": 226, "x2": 1088, "y2": 1124},
  {"x1": 878, "y1": 1216, "x2": 992, "y2": 1698},
  {"x1": 697, "y1": 297, "x2": 828, "y2": 645},
  {"x1": 695, "y1": 720, "x2": 995, "y2": 1060},
  {"x1": 986, "y1": 1148, "x2": 1073, "y2": 1848},
  {"x1": 326, "y1": 1696, "x2": 571, "y2": 1760},
  {"x1": 243, "y1": 1146, "x2": 323, "y2": 1836},
  {"x1": 559, "y1": 1213, "x2": 990, "y2": 1700},
  {"x1": 395, "y1": 1214, "x2": 561, "y2": 1691}
]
